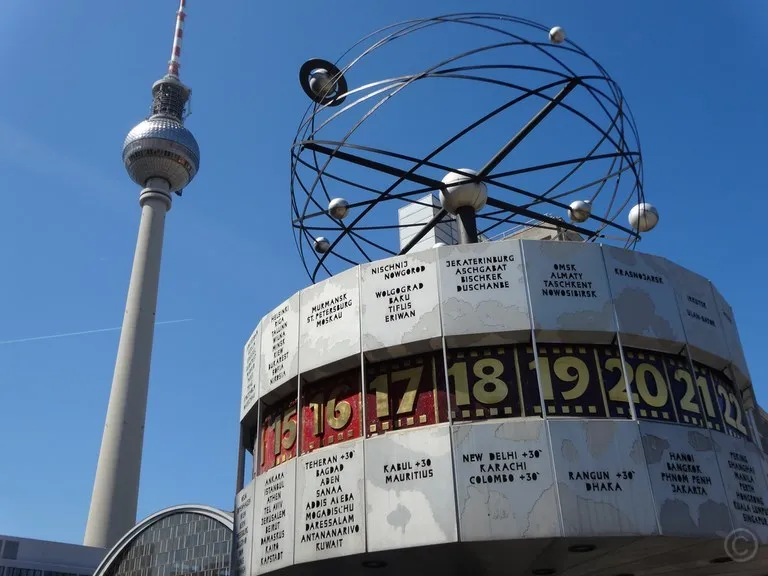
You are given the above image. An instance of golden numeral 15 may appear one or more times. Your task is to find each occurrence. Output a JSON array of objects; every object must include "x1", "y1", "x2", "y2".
[{"x1": 261, "y1": 406, "x2": 297, "y2": 465}]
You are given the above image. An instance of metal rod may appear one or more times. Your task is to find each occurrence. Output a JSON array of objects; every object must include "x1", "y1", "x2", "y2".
[
  {"x1": 302, "y1": 141, "x2": 443, "y2": 189},
  {"x1": 398, "y1": 208, "x2": 448, "y2": 254},
  {"x1": 477, "y1": 78, "x2": 580, "y2": 178},
  {"x1": 456, "y1": 206, "x2": 479, "y2": 243},
  {"x1": 484, "y1": 196, "x2": 594, "y2": 237}
]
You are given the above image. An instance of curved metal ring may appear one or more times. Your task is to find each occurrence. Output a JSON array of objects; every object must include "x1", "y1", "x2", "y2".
[{"x1": 299, "y1": 58, "x2": 348, "y2": 107}]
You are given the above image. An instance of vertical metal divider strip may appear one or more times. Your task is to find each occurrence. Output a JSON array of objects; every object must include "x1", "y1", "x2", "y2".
[
  {"x1": 291, "y1": 291, "x2": 303, "y2": 566},
  {"x1": 521, "y1": 240, "x2": 565, "y2": 536},
  {"x1": 356, "y1": 266, "x2": 370, "y2": 554},
  {"x1": 667, "y1": 264, "x2": 738, "y2": 531},
  {"x1": 599, "y1": 246, "x2": 661, "y2": 535},
  {"x1": 436, "y1": 246, "x2": 464, "y2": 543},
  {"x1": 707, "y1": 280, "x2": 758, "y2": 443}
]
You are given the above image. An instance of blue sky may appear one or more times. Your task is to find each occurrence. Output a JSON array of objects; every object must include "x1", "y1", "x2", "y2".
[{"x1": 0, "y1": 0, "x2": 766, "y2": 544}]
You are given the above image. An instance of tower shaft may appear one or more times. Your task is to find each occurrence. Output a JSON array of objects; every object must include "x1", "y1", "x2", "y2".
[{"x1": 84, "y1": 180, "x2": 172, "y2": 548}]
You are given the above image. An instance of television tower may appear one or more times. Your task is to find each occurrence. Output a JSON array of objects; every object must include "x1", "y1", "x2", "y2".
[{"x1": 84, "y1": 0, "x2": 199, "y2": 549}]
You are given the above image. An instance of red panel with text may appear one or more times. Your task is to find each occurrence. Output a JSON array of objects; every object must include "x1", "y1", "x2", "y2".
[
  {"x1": 365, "y1": 352, "x2": 447, "y2": 437},
  {"x1": 258, "y1": 395, "x2": 298, "y2": 474},
  {"x1": 300, "y1": 368, "x2": 362, "y2": 453}
]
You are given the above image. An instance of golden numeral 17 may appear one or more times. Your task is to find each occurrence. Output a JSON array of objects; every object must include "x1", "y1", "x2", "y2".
[{"x1": 368, "y1": 366, "x2": 422, "y2": 418}]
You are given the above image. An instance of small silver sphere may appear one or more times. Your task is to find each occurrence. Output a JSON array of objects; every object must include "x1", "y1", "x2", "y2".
[
  {"x1": 328, "y1": 197, "x2": 350, "y2": 219},
  {"x1": 433, "y1": 242, "x2": 447, "y2": 248},
  {"x1": 549, "y1": 26, "x2": 566, "y2": 44},
  {"x1": 309, "y1": 69, "x2": 336, "y2": 97},
  {"x1": 568, "y1": 199, "x2": 592, "y2": 223},
  {"x1": 628, "y1": 203, "x2": 659, "y2": 232},
  {"x1": 439, "y1": 169, "x2": 488, "y2": 215},
  {"x1": 314, "y1": 236, "x2": 331, "y2": 253},
  {"x1": 123, "y1": 116, "x2": 200, "y2": 192}
]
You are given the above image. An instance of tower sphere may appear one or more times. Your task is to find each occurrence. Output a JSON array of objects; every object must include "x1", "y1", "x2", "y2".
[
  {"x1": 309, "y1": 69, "x2": 336, "y2": 97},
  {"x1": 549, "y1": 26, "x2": 565, "y2": 43},
  {"x1": 568, "y1": 199, "x2": 592, "y2": 223},
  {"x1": 628, "y1": 202, "x2": 659, "y2": 232},
  {"x1": 439, "y1": 169, "x2": 488, "y2": 215},
  {"x1": 328, "y1": 197, "x2": 350, "y2": 219},
  {"x1": 123, "y1": 116, "x2": 200, "y2": 192},
  {"x1": 314, "y1": 236, "x2": 331, "y2": 253}
]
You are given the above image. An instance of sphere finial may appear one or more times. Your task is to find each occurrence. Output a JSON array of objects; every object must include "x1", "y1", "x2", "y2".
[
  {"x1": 549, "y1": 26, "x2": 565, "y2": 44},
  {"x1": 328, "y1": 198, "x2": 350, "y2": 219},
  {"x1": 568, "y1": 200, "x2": 592, "y2": 223},
  {"x1": 628, "y1": 202, "x2": 659, "y2": 232},
  {"x1": 439, "y1": 169, "x2": 488, "y2": 215}
]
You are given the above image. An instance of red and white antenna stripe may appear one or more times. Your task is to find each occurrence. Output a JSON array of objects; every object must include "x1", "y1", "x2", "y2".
[{"x1": 168, "y1": 0, "x2": 186, "y2": 77}]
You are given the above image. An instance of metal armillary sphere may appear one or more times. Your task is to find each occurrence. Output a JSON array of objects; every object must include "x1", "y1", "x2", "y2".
[{"x1": 291, "y1": 13, "x2": 654, "y2": 283}]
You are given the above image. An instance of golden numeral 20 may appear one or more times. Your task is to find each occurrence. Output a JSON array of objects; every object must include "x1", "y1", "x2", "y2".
[
  {"x1": 261, "y1": 406, "x2": 297, "y2": 465},
  {"x1": 449, "y1": 357, "x2": 508, "y2": 406},
  {"x1": 716, "y1": 383, "x2": 747, "y2": 434},
  {"x1": 368, "y1": 366, "x2": 422, "y2": 418},
  {"x1": 530, "y1": 355, "x2": 589, "y2": 401},
  {"x1": 309, "y1": 385, "x2": 352, "y2": 436},
  {"x1": 605, "y1": 358, "x2": 669, "y2": 408}
]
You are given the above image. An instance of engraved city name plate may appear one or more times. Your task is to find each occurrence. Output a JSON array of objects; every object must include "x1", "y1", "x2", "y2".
[
  {"x1": 602, "y1": 246, "x2": 685, "y2": 353},
  {"x1": 253, "y1": 460, "x2": 296, "y2": 574},
  {"x1": 294, "y1": 439, "x2": 366, "y2": 563},
  {"x1": 452, "y1": 419, "x2": 560, "y2": 540},
  {"x1": 234, "y1": 481, "x2": 255, "y2": 576},
  {"x1": 299, "y1": 267, "x2": 361, "y2": 376},
  {"x1": 438, "y1": 241, "x2": 530, "y2": 347},
  {"x1": 548, "y1": 419, "x2": 658, "y2": 536},
  {"x1": 710, "y1": 285, "x2": 750, "y2": 387},
  {"x1": 662, "y1": 258, "x2": 729, "y2": 369},
  {"x1": 360, "y1": 250, "x2": 442, "y2": 359},
  {"x1": 639, "y1": 420, "x2": 732, "y2": 537},
  {"x1": 365, "y1": 424, "x2": 457, "y2": 552},
  {"x1": 242, "y1": 324, "x2": 260, "y2": 422},
  {"x1": 711, "y1": 431, "x2": 768, "y2": 543},
  {"x1": 260, "y1": 294, "x2": 300, "y2": 399},
  {"x1": 522, "y1": 240, "x2": 616, "y2": 343}
]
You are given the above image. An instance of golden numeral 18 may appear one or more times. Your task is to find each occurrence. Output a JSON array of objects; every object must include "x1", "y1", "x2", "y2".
[
  {"x1": 368, "y1": 366, "x2": 422, "y2": 418},
  {"x1": 449, "y1": 357, "x2": 508, "y2": 406},
  {"x1": 530, "y1": 355, "x2": 589, "y2": 401},
  {"x1": 605, "y1": 358, "x2": 669, "y2": 408},
  {"x1": 673, "y1": 369, "x2": 716, "y2": 417},
  {"x1": 309, "y1": 385, "x2": 352, "y2": 436},
  {"x1": 716, "y1": 384, "x2": 748, "y2": 435},
  {"x1": 261, "y1": 406, "x2": 297, "y2": 465}
]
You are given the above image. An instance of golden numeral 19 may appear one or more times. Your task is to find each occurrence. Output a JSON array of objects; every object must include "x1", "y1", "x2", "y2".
[
  {"x1": 368, "y1": 366, "x2": 422, "y2": 418},
  {"x1": 309, "y1": 385, "x2": 353, "y2": 437},
  {"x1": 674, "y1": 369, "x2": 716, "y2": 417},
  {"x1": 605, "y1": 358, "x2": 669, "y2": 408},
  {"x1": 261, "y1": 406, "x2": 297, "y2": 465},
  {"x1": 530, "y1": 355, "x2": 589, "y2": 401},
  {"x1": 716, "y1": 384, "x2": 747, "y2": 435},
  {"x1": 449, "y1": 358, "x2": 508, "y2": 406}
]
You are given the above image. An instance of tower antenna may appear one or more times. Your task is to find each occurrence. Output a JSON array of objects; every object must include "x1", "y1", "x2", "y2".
[
  {"x1": 84, "y1": 0, "x2": 200, "y2": 549},
  {"x1": 168, "y1": 0, "x2": 186, "y2": 78}
]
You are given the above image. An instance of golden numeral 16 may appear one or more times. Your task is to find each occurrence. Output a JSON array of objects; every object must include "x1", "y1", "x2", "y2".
[
  {"x1": 261, "y1": 406, "x2": 297, "y2": 465},
  {"x1": 529, "y1": 355, "x2": 589, "y2": 401},
  {"x1": 672, "y1": 369, "x2": 716, "y2": 417},
  {"x1": 716, "y1": 383, "x2": 748, "y2": 435},
  {"x1": 449, "y1": 357, "x2": 508, "y2": 406},
  {"x1": 309, "y1": 385, "x2": 352, "y2": 437},
  {"x1": 368, "y1": 366, "x2": 422, "y2": 418},
  {"x1": 605, "y1": 358, "x2": 669, "y2": 408}
]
